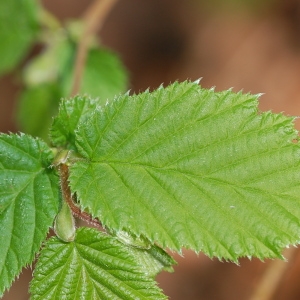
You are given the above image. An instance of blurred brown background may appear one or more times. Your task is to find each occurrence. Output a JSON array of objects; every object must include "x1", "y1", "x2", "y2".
[{"x1": 2, "y1": 0, "x2": 300, "y2": 299}]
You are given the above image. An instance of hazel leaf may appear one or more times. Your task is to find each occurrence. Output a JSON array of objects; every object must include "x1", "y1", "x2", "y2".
[
  {"x1": 30, "y1": 227, "x2": 166, "y2": 299},
  {"x1": 70, "y1": 81, "x2": 300, "y2": 261},
  {"x1": 0, "y1": 133, "x2": 59, "y2": 296}
]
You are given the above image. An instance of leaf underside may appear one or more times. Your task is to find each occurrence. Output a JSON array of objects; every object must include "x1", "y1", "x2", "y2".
[
  {"x1": 67, "y1": 81, "x2": 300, "y2": 261},
  {"x1": 0, "y1": 134, "x2": 59, "y2": 296},
  {"x1": 30, "y1": 227, "x2": 166, "y2": 300}
]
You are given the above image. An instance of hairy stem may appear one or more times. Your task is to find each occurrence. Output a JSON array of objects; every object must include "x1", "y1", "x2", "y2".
[
  {"x1": 70, "y1": 0, "x2": 119, "y2": 96},
  {"x1": 59, "y1": 163, "x2": 102, "y2": 229}
]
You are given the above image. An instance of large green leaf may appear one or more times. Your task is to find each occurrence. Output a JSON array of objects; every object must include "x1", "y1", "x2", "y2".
[
  {"x1": 69, "y1": 81, "x2": 300, "y2": 261},
  {"x1": 0, "y1": 134, "x2": 59, "y2": 296},
  {"x1": 0, "y1": 0, "x2": 39, "y2": 75},
  {"x1": 30, "y1": 227, "x2": 166, "y2": 300}
]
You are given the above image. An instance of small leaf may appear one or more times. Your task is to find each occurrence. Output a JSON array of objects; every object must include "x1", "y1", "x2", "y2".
[
  {"x1": 123, "y1": 243, "x2": 176, "y2": 277},
  {"x1": 0, "y1": 133, "x2": 59, "y2": 296},
  {"x1": 0, "y1": 0, "x2": 39, "y2": 75},
  {"x1": 51, "y1": 96, "x2": 99, "y2": 149},
  {"x1": 113, "y1": 230, "x2": 151, "y2": 249},
  {"x1": 112, "y1": 230, "x2": 176, "y2": 277},
  {"x1": 70, "y1": 81, "x2": 300, "y2": 261},
  {"x1": 30, "y1": 227, "x2": 166, "y2": 300}
]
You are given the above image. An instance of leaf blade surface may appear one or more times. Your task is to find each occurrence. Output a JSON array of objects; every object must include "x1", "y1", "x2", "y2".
[
  {"x1": 70, "y1": 81, "x2": 300, "y2": 260},
  {"x1": 30, "y1": 227, "x2": 166, "y2": 300},
  {"x1": 0, "y1": 134, "x2": 59, "y2": 296}
]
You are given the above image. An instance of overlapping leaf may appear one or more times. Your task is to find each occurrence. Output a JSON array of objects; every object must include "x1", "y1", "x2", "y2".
[
  {"x1": 68, "y1": 81, "x2": 300, "y2": 261},
  {"x1": 0, "y1": 134, "x2": 59, "y2": 296},
  {"x1": 30, "y1": 227, "x2": 166, "y2": 300},
  {"x1": 51, "y1": 96, "x2": 99, "y2": 149},
  {"x1": 113, "y1": 230, "x2": 175, "y2": 277},
  {"x1": 124, "y1": 244, "x2": 175, "y2": 277}
]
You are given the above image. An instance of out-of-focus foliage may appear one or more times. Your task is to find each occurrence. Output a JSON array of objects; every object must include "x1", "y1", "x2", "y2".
[
  {"x1": 0, "y1": 0, "x2": 39, "y2": 75},
  {"x1": 196, "y1": 0, "x2": 273, "y2": 12},
  {"x1": 16, "y1": 21, "x2": 128, "y2": 141}
]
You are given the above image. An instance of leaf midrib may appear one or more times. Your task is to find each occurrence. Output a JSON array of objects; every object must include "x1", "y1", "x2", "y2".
[
  {"x1": 74, "y1": 241, "x2": 155, "y2": 300},
  {"x1": 87, "y1": 141, "x2": 296, "y2": 186}
]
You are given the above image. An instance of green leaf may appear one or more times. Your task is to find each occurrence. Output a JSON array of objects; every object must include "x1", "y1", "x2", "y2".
[
  {"x1": 30, "y1": 227, "x2": 166, "y2": 300},
  {"x1": 69, "y1": 81, "x2": 300, "y2": 261},
  {"x1": 113, "y1": 230, "x2": 176, "y2": 277},
  {"x1": 16, "y1": 83, "x2": 61, "y2": 140},
  {"x1": 0, "y1": 0, "x2": 39, "y2": 75},
  {"x1": 0, "y1": 133, "x2": 59, "y2": 296},
  {"x1": 61, "y1": 47, "x2": 128, "y2": 101},
  {"x1": 122, "y1": 243, "x2": 176, "y2": 277},
  {"x1": 50, "y1": 96, "x2": 99, "y2": 149}
]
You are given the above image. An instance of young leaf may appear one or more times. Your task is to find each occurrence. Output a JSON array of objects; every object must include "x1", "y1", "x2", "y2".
[
  {"x1": 113, "y1": 230, "x2": 176, "y2": 277},
  {"x1": 0, "y1": 133, "x2": 59, "y2": 296},
  {"x1": 69, "y1": 81, "x2": 300, "y2": 261},
  {"x1": 51, "y1": 96, "x2": 99, "y2": 149},
  {"x1": 123, "y1": 243, "x2": 176, "y2": 277},
  {"x1": 30, "y1": 227, "x2": 166, "y2": 300},
  {"x1": 0, "y1": 0, "x2": 39, "y2": 75}
]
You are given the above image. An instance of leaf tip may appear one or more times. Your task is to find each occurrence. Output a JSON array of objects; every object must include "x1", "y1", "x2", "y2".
[{"x1": 192, "y1": 78, "x2": 202, "y2": 85}]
